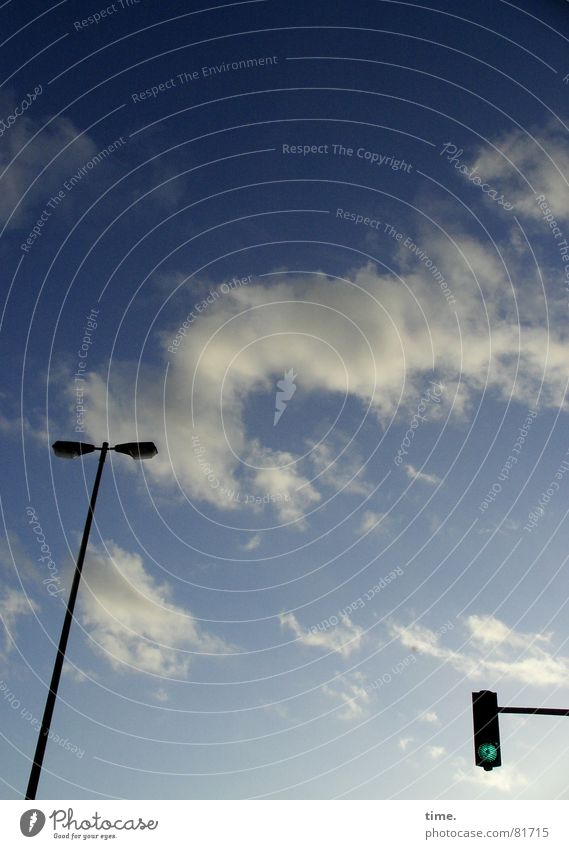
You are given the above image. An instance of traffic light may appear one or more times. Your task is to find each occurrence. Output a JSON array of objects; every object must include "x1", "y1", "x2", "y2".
[{"x1": 472, "y1": 690, "x2": 502, "y2": 770}]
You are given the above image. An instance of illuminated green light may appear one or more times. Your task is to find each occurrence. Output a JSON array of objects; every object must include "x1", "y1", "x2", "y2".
[{"x1": 478, "y1": 742, "x2": 498, "y2": 762}]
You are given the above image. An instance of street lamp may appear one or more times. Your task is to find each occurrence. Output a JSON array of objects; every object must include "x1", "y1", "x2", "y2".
[{"x1": 25, "y1": 439, "x2": 158, "y2": 800}]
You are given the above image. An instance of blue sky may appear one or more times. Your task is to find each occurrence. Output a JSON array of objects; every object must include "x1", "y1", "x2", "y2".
[{"x1": 2, "y1": 0, "x2": 569, "y2": 800}]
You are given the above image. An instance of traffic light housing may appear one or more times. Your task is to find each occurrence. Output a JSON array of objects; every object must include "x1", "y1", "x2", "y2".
[{"x1": 472, "y1": 690, "x2": 502, "y2": 770}]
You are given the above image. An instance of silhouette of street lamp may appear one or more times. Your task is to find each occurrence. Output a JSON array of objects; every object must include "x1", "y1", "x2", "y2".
[{"x1": 25, "y1": 440, "x2": 157, "y2": 800}]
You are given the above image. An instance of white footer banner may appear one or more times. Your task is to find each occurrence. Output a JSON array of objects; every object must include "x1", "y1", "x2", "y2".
[{"x1": 2, "y1": 800, "x2": 568, "y2": 847}]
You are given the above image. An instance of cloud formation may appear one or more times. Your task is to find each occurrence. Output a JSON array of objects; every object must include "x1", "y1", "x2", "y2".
[
  {"x1": 322, "y1": 671, "x2": 371, "y2": 720},
  {"x1": 404, "y1": 464, "x2": 441, "y2": 486},
  {"x1": 419, "y1": 710, "x2": 440, "y2": 725},
  {"x1": 0, "y1": 588, "x2": 37, "y2": 653},
  {"x1": 427, "y1": 745, "x2": 445, "y2": 760},
  {"x1": 79, "y1": 541, "x2": 231, "y2": 678},
  {"x1": 390, "y1": 615, "x2": 569, "y2": 687},
  {"x1": 279, "y1": 611, "x2": 364, "y2": 658},
  {"x1": 241, "y1": 534, "x2": 262, "y2": 551},
  {"x1": 0, "y1": 97, "x2": 99, "y2": 229},
  {"x1": 356, "y1": 510, "x2": 390, "y2": 535},
  {"x1": 466, "y1": 122, "x2": 569, "y2": 222},
  {"x1": 74, "y1": 220, "x2": 568, "y2": 526},
  {"x1": 454, "y1": 764, "x2": 529, "y2": 793}
]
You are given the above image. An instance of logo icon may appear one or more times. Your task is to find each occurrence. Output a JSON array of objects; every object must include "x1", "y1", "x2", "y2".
[
  {"x1": 274, "y1": 369, "x2": 297, "y2": 426},
  {"x1": 20, "y1": 810, "x2": 46, "y2": 837}
]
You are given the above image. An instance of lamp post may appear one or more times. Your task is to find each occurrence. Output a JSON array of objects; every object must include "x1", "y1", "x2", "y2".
[{"x1": 25, "y1": 440, "x2": 157, "y2": 801}]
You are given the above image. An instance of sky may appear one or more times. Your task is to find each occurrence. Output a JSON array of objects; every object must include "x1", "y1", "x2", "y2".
[{"x1": 1, "y1": 0, "x2": 569, "y2": 801}]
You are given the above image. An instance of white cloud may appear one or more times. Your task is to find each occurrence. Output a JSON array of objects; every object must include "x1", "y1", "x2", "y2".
[
  {"x1": 392, "y1": 621, "x2": 463, "y2": 662},
  {"x1": 260, "y1": 700, "x2": 290, "y2": 720},
  {"x1": 0, "y1": 535, "x2": 35, "y2": 579},
  {"x1": 454, "y1": 765, "x2": 529, "y2": 793},
  {"x1": 404, "y1": 464, "x2": 441, "y2": 486},
  {"x1": 308, "y1": 437, "x2": 373, "y2": 497},
  {"x1": 62, "y1": 661, "x2": 90, "y2": 684},
  {"x1": 466, "y1": 614, "x2": 551, "y2": 651},
  {"x1": 0, "y1": 99, "x2": 99, "y2": 228},
  {"x1": 0, "y1": 402, "x2": 48, "y2": 445},
  {"x1": 427, "y1": 745, "x2": 446, "y2": 760},
  {"x1": 279, "y1": 611, "x2": 364, "y2": 657},
  {"x1": 419, "y1": 711, "x2": 440, "y2": 724},
  {"x1": 356, "y1": 510, "x2": 390, "y2": 535},
  {"x1": 322, "y1": 671, "x2": 370, "y2": 720},
  {"x1": 246, "y1": 440, "x2": 321, "y2": 529},
  {"x1": 398, "y1": 736, "x2": 414, "y2": 751},
  {"x1": 80, "y1": 541, "x2": 231, "y2": 678},
  {"x1": 477, "y1": 519, "x2": 520, "y2": 536},
  {"x1": 0, "y1": 588, "x2": 37, "y2": 652},
  {"x1": 74, "y1": 229, "x2": 569, "y2": 527},
  {"x1": 466, "y1": 123, "x2": 569, "y2": 221},
  {"x1": 241, "y1": 534, "x2": 262, "y2": 551},
  {"x1": 153, "y1": 688, "x2": 169, "y2": 703},
  {"x1": 390, "y1": 615, "x2": 569, "y2": 687},
  {"x1": 0, "y1": 412, "x2": 22, "y2": 436}
]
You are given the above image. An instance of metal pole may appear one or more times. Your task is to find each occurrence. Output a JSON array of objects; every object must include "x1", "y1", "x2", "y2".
[{"x1": 25, "y1": 443, "x2": 109, "y2": 800}]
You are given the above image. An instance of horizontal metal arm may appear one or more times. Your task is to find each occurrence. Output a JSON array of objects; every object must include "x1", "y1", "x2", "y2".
[{"x1": 499, "y1": 707, "x2": 569, "y2": 716}]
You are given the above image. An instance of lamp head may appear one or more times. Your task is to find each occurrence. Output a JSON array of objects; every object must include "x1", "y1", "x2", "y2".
[
  {"x1": 52, "y1": 441, "x2": 96, "y2": 459},
  {"x1": 113, "y1": 441, "x2": 158, "y2": 460}
]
